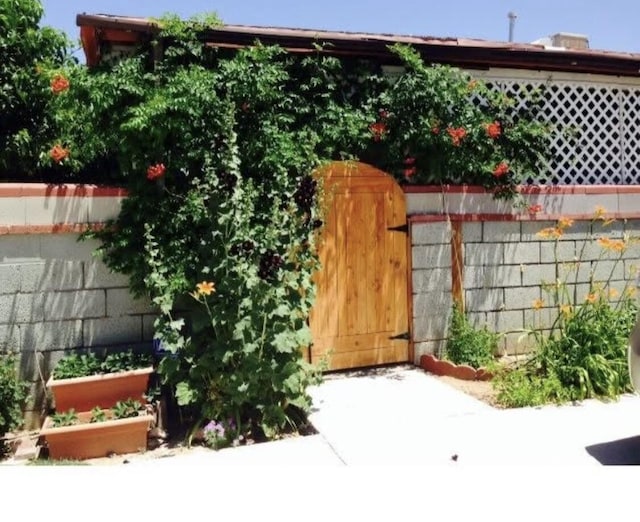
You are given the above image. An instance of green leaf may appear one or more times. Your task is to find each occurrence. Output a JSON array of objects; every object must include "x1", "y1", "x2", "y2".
[{"x1": 175, "y1": 381, "x2": 196, "y2": 406}]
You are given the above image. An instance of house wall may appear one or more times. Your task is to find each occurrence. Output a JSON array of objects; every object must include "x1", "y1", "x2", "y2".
[
  {"x1": 408, "y1": 186, "x2": 640, "y2": 363},
  {"x1": 0, "y1": 185, "x2": 155, "y2": 428}
]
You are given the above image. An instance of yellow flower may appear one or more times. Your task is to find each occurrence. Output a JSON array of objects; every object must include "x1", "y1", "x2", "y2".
[
  {"x1": 626, "y1": 287, "x2": 637, "y2": 297},
  {"x1": 611, "y1": 240, "x2": 626, "y2": 252},
  {"x1": 532, "y1": 298, "x2": 544, "y2": 310},
  {"x1": 584, "y1": 293, "x2": 598, "y2": 304},
  {"x1": 537, "y1": 227, "x2": 563, "y2": 239},
  {"x1": 558, "y1": 217, "x2": 574, "y2": 229},
  {"x1": 594, "y1": 205, "x2": 606, "y2": 220},
  {"x1": 609, "y1": 288, "x2": 620, "y2": 299},
  {"x1": 598, "y1": 237, "x2": 626, "y2": 252},
  {"x1": 560, "y1": 304, "x2": 572, "y2": 316},
  {"x1": 196, "y1": 281, "x2": 216, "y2": 296}
]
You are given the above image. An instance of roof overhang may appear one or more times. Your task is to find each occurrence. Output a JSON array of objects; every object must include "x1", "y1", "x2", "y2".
[{"x1": 76, "y1": 13, "x2": 640, "y2": 76}]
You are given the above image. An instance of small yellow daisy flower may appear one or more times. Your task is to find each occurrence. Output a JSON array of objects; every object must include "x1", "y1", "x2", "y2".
[{"x1": 196, "y1": 281, "x2": 216, "y2": 296}]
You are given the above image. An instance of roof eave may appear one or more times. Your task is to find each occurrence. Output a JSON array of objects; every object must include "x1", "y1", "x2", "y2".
[{"x1": 75, "y1": 14, "x2": 640, "y2": 77}]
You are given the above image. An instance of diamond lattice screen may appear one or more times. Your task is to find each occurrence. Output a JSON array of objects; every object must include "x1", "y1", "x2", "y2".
[{"x1": 475, "y1": 76, "x2": 640, "y2": 185}]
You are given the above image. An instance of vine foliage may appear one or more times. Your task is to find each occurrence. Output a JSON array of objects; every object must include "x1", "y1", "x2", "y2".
[{"x1": 5, "y1": 6, "x2": 551, "y2": 442}]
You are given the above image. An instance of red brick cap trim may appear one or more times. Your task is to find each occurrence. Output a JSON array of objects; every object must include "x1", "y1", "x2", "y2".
[
  {"x1": 0, "y1": 223, "x2": 106, "y2": 236},
  {"x1": 403, "y1": 184, "x2": 640, "y2": 195},
  {"x1": 0, "y1": 184, "x2": 127, "y2": 198}
]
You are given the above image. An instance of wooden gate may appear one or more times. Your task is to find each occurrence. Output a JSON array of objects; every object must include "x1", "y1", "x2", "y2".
[{"x1": 309, "y1": 162, "x2": 410, "y2": 371}]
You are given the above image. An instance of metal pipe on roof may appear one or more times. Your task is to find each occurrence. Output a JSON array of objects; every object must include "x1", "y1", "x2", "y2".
[{"x1": 508, "y1": 11, "x2": 517, "y2": 42}]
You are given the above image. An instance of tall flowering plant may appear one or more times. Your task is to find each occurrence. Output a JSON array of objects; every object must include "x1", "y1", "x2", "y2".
[
  {"x1": 368, "y1": 44, "x2": 550, "y2": 201},
  {"x1": 512, "y1": 207, "x2": 639, "y2": 403}
]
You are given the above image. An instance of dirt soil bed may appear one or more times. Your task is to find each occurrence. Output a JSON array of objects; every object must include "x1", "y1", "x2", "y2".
[{"x1": 433, "y1": 374, "x2": 503, "y2": 408}]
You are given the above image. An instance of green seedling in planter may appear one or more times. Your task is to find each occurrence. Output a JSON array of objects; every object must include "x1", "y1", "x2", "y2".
[
  {"x1": 51, "y1": 410, "x2": 78, "y2": 427},
  {"x1": 90, "y1": 407, "x2": 107, "y2": 423},
  {"x1": 52, "y1": 349, "x2": 152, "y2": 379},
  {"x1": 112, "y1": 399, "x2": 144, "y2": 420},
  {"x1": 53, "y1": 353, "x2": 102, "y2": 379},
  {"x1": 100, "y1": 351, "x2": 153, "y2": 374}
]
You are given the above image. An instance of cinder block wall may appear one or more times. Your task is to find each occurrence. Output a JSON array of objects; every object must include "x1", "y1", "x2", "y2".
[
  {"x1": 409, "y1": 188, "x2": 640, "y2": 363},
  {"x1": 0, "y1": 233, "x2": 156, "y2": 426},
  {"x1": 411, "y1": 222, "x2": 453, "y2": 359},
  {"x1": 0, "y1": 184, "x2": 157, "y2": 428},
  {"x1": 462, "y1": 219, "x2": 638, "y2": 355}
]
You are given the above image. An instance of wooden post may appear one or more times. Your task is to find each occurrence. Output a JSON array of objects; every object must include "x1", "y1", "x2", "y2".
[{"x1": 451, "y1": 220, "x2": 464, "y2": 312}]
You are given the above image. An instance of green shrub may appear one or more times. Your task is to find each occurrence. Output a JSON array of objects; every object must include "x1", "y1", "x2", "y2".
[
  {"x1": 497, "y1": 212, "x2": 639, "y2": 407},
  {"x1": 0, "y1": 0, "x2": 70, "y2": 180},
  {"x1": 0, "y1": 353, "x2": 28, "y2": 442},
  {"x1": 37, "y1": 13, "x2": 550, "y2": 441},
  {"x1": 445, "y1": 304, "x2": 499, "y2": 369},
  {"x1": 535, "y1": 294, "x2": 637, "y2": 401},
  {"x1": 492, "y1": 367, "x2": 569, "y2": 408}
]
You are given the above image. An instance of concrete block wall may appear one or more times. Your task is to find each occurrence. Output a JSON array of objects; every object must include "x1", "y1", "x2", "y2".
[
  {"x1": 462, "y1": 219, "x2": 640, "y2": 355},
  {"x1": 409, "y1": 216, "x2": 640, "y2": 361},
  {"x1": 0, "y1": 233, "x2": 156, "y2": 427},
  {"x1": 411, "y1": 221, "x2": 453, "y2": 360}
]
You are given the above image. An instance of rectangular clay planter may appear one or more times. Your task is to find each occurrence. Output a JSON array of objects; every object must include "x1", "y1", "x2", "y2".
[
  {"x1": 47, "y1": 367, "x2": 154, "y2": 412},
  {"x1": 40, "y1": 410, "x2": 155, "y2": 460}
]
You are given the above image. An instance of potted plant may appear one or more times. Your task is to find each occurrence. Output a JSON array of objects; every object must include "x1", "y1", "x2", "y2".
[
  {"x1": 39, "y1": 399, "x2": 155, "y2": 460},
  {"x1": 47, "y1": 350, "x2": 154, "y2": 412}
]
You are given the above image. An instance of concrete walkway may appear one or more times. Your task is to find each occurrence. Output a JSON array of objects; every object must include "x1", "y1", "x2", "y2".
[{"x1": 127, "y1": 364, "x2": 640, "y2": 466}]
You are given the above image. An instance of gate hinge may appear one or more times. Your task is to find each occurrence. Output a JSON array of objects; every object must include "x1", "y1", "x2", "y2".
[
  {"x1": 387, "y1": 223, "x2": 408, "y2": 233},
  {"x1": 389, "y1": 331, "x2": 410, "y2": 341}
]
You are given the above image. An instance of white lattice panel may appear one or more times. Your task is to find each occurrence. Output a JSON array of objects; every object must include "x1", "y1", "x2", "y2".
[{"x1": 469, "y1": 69, "x2": 640, "y2": 185}]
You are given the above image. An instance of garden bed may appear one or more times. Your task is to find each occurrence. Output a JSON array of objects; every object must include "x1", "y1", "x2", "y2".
[{"x1": 433, "y1": 374, "x2": 501, "y2": 408}]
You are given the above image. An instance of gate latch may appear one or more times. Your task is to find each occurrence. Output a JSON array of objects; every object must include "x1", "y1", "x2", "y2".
[{"x1": 389, "y1": 331, "x2": 410, "y2": 341}]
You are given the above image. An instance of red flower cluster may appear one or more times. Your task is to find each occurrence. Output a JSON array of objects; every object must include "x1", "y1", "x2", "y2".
[
  {"x1": 50, "y1": 74, "x2": 69, "y2": 94},
  {"x1": 447, "y1": 127, "x2": 467, "y2": 146},
  {"x1": 370, "y1": 122, "x2": 387, "y2": 142},
  {"x1": 49, "y1": 144, "x2": 69, "y2": 163},
  {"x1": 147, "y1": 163, "x2": 166, "y2": 181},
  {"x1": 527, "y1": 204, "x2": 543, "y2": 214},
  {"x1": 485, "y1": 121, "x2": 501, "y2": 139},
  {"x1": 493, "y1": 162, "x2": 509, "y2": 177},
  {"x1": 402, "y1": 157, "x2": 416, "y2": 178}
]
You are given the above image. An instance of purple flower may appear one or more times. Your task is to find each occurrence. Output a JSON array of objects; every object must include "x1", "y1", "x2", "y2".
[{"x1": 204, "y1": 420, "x2": 225, "y2": 438}]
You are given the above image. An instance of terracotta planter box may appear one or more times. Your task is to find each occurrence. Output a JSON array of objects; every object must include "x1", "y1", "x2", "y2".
[
  {"x1": 40, "y1": 410, "x2": 155, "y2": 460},
  {"x1": 47, "y1": 367, "x2": 154, "y2": 412}
]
